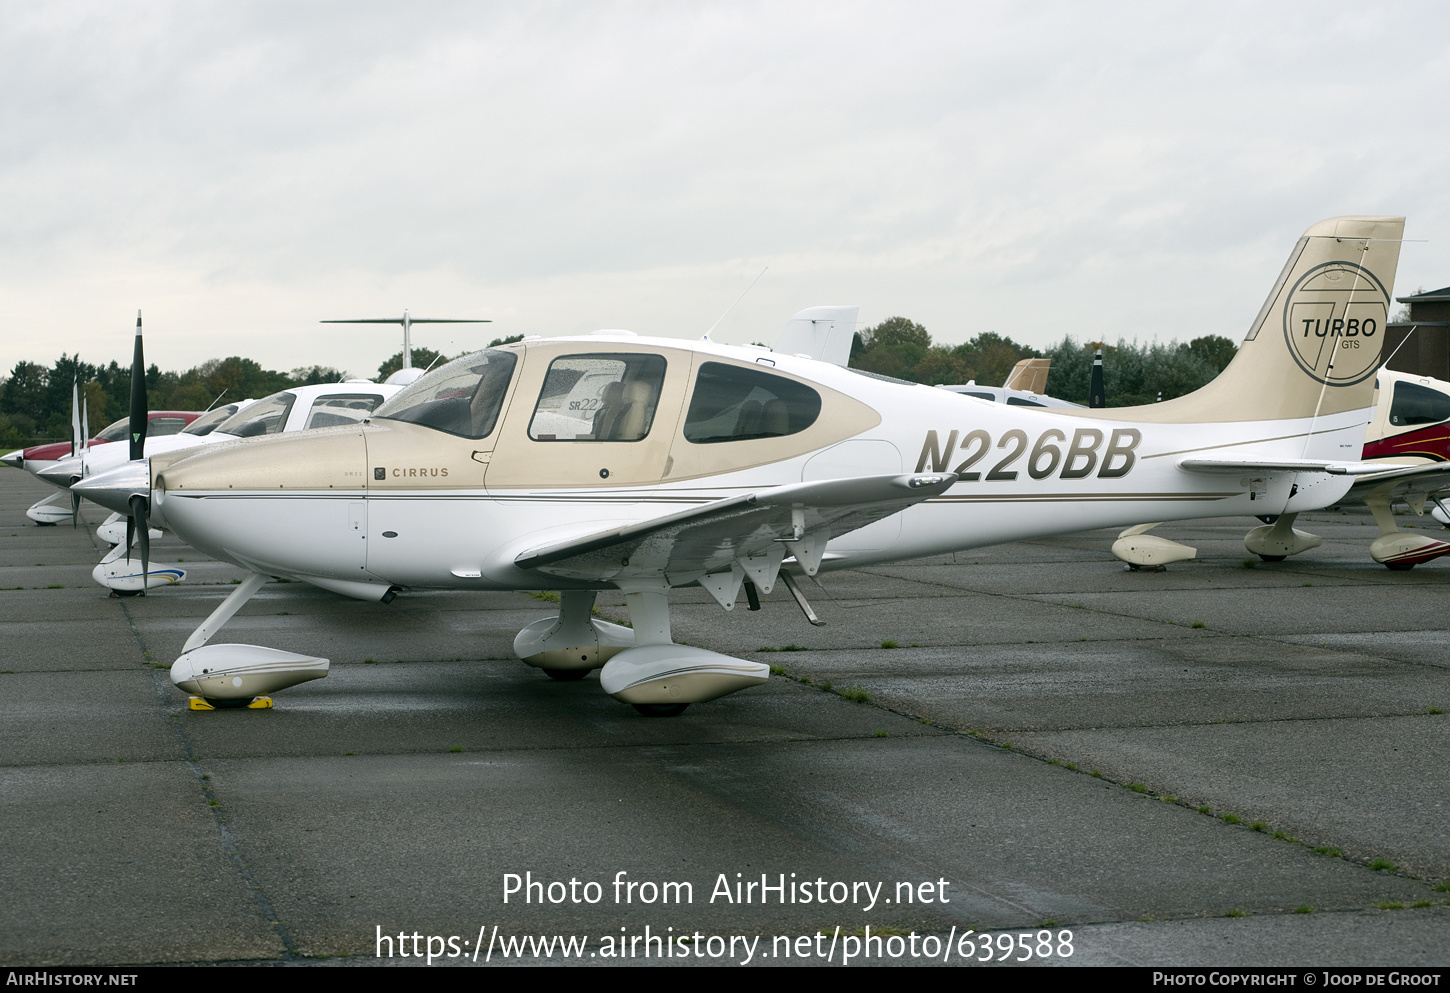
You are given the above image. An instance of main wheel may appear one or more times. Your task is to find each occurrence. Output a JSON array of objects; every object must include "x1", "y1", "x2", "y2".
[
  {"x1": 1258, "y1": 554, "x2": 1286, "y2": 562},
  {"x1": 542, "y1": 667, "x2": 591, "y2": 681},
  {"x1": 633, "y1": 703, "x2": 689, "y2": 717},
  {"x1": 1384, "y1": 561, "x2": 1415, "y2": 571}
]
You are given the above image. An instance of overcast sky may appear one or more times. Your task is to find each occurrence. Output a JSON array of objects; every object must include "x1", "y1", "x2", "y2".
[{"x1": 3, "y1": 1, "x2": 1448, "y2": 379}]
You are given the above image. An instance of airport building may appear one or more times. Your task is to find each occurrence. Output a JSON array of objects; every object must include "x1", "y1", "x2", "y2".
[{"x1": 1386, "y1": 285, "x2": 1450, "y2": 379}]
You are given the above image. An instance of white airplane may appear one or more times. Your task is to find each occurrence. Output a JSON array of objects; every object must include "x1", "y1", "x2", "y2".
[
  {"x1": 937, "y1": 357, "x2": 1079, "y2": 409},
  {"x1": 76, "y1": 215, "x2": 1414, "y2": 715},
  {"x1": 1113, "y1": 365, "x2": 1450, "y2": 570}
]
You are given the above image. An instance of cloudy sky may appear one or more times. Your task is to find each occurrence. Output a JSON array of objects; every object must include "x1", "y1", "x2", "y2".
[{"x1": 3, "y1": 1, "x2": 1449, "y2": 379}]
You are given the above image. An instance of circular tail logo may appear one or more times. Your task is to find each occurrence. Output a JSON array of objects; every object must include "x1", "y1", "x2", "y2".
[{"x1": 1282, "y1": 261, "x2": 1390, "y2": 387}]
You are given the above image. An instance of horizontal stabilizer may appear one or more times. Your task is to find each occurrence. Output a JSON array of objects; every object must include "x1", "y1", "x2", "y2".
[{"x1": 774, "y1": 306, "x2": 858, "y2": 367}]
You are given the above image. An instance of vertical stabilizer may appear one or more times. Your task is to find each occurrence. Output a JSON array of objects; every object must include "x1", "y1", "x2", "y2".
[
  {"x1": 1086, "y1": 216, "x2": 1405, "y2": 424},
  {"x1": 1002, "y1": 357, "x2": 1050, "y2": 393},
  {"x1": 775, "y1": 306, "x2": 858, "y2": 366}
]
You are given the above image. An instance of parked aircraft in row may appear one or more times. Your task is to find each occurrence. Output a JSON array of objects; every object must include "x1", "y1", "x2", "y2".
[
  {"x1": 1112, "y1": 365, "x2": 1450, "y2": 570},
  {"x1": 75, "y1": 216, "x2": 1414, "y2": 717}
]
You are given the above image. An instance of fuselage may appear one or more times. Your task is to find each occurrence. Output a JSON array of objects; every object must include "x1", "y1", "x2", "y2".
[{"x1": 145, "y1": 335, "x2": 1369, "y2": 598}]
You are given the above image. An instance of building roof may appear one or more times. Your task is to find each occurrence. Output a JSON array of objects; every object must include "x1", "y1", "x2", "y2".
[{"x1": 1396, "y1": 285, "x2": 1450, "y2": 303}]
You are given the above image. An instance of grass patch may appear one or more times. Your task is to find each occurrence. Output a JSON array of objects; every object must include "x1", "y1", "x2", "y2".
[
  {"x1": 873, "y1": 730, "x2": 889, "y2": 738},
  {"x1": 1197, "y1": 805, "x2": 1212, "y2": 814},
  {"x1": 1191, "y1": 621, "x2": 1206, "y2": 629},
  {"x1": 1065, "y1": 762, "x2": 1078, "y2": 771},
  {"x1": 840, "y1": 685, "x2": 870, "y2": 703},
  {"x1": 1372, "y1": 900, "x2": 1405, "y2": 910},
  {"x1": 1411, "y1": 900, "x2": 1433, "y2": 908},
  {"x1": 448, "y1": 745, "x2": 464, "y2": 753},
  {"x1": 1221, "y1": 813, "x2": 1241, "y2": 825},
  {"x1": 1433, "y1": 882, "x2": 1450, "y2": 892},
  {"x1": 344, "y1": 751, "x2": 355, "y2": 756},
  {"x1": 768, "y1": 665, "x2": 785, "y2": 675},
  {"x1": 1250, "y1": 821, "x2": 1267, "y2": 832},
  {"x1": 880, "y1": 640, "x2": 899, "y2": 649},
  {"x1": 1162, "y1": 795, "x2": 1178, "y2": 803},
  {"x1": 1040, "y1": 919, "x2": 1059, "y2": 927},
  {"x1": 1047, "y1": 758, "x2": 1061, "y2": 766},
  {"x1": 1272, "y1": 830, "x2": 1296, "y2": 842},
  {"x1": 1223, "y1": 908, "x2": 1247, "y2": 917},
  {"x1": 818, "y1": 679, "x2": 831, "y2": 691},
  {"x1": 1127, "y1": 783, "x2": 1148, "y2": 793},
  {"x1": 1428, "y1": 707, "x2": 1444, "y2": 715},
  {"x1": 529, "y1": 591, "x2": 560, "y2": 602},
  {"x1": 1240, "y1": 559, "x2": 1257, "y2": 569},
  {"x1": 1090, "y1": 770, "x2": 1102, "y2": 778},
  {"x1": 45, "y1": 584, "x2": 63, "y2": 589},
  {"x1": 1294, "y1": 905, "x2": 1314, "y2": 914},
  {"x1": 363, "y1": 658, "x2": 377, "y2": 664},
  {"x1": 1369, "y1": 858, "x2": 1398, "y2": 872},
  {"x1": 1314, "y1": 846, "x2": 1342, "y2": 858}
]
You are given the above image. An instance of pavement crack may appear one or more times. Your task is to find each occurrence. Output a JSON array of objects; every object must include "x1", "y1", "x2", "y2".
[{"x1": 111, "y1": 593, "x2": 300, "y2": 961}]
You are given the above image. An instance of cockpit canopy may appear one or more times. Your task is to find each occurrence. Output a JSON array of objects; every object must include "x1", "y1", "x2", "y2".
[{"x1": 372, "y1": 348, "x2": 518, "y2": 439}]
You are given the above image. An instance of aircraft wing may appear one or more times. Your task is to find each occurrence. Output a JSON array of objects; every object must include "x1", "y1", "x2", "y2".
[
  {"x1": 514, "y1": 472, "x2": 956, "y2": 586},
  {"x1": 1178, "y1": 458, "x2": 1419, "y2": 476},
  {"x1": 1344, "y1": 461, "x2": 1450, "y2": 501}
]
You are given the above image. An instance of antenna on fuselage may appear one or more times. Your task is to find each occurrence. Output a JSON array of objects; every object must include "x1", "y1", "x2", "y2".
[
  {"x1": 320, "y1": 311, "x2": 492, "y2": 369},
  {"x1": 703, "y1": 266, "x2": 769, "y2": 341}
]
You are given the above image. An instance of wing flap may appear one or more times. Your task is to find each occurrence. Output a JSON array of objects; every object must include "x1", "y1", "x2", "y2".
[
  {"x1": 1179, "y1": 458, "x2": 1419, "y2": 476},
  {"x1": 514, "y1": 473, "x2": 956, "y2": 584}
]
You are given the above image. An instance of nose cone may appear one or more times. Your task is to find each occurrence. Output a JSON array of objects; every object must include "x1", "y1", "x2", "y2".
[
  {"x1": 1, "y1": 450, "x2": 23, "y2": 469},
  {"x1": 72, "y1": 459, "x2": 150, "y2": 516},
  {"x1": 37, "y1": 458, "x2": 84, "y2": 489}
]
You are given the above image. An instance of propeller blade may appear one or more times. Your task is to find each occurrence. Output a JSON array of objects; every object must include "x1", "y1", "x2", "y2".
[
  {"x1": 125, "y1": 514, "x2": 135, "y2": 564},
  {"x1": 131, "y1": 494, "x2": 150, "y2": 595},
  {"x1": 71, "y1": 378, "x2": 81, "y2": 459},
  {"x1": 81, "y1": 395, "x2": 89, "y2": 457},
  {"x1": 70, "y1": 490, "x2": 80, "y2": 530},
  {"x1": 129, "y1": 311, "x2": 147, "y2": 462}
]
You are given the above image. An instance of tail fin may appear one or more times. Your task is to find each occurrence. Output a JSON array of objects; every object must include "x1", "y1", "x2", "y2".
[
  {"x1": 775, "y1": 306, "x2": 858, "y2": 366},
  {"x1": 1093, "y1": 215, "x2": 1405, "y2": 423},
  {"x1": 1003, "y1": 357, "x2": 1050, "y2": 393}
]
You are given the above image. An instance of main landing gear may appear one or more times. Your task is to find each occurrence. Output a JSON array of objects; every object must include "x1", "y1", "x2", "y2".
[{"x1": 516, "y1": 587, "x2": 769, "y2": 716}]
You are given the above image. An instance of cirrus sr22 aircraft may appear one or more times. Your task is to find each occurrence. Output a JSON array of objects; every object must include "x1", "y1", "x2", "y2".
[{"x1": 78, "y1": 215, "x2": 1413, "y2": 716}]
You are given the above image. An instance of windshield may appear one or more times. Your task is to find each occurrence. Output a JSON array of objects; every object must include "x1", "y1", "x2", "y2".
[
  {"x1": 181, "y1": 404, "x2": 242, "y2": 437},
  {"x1": 95, "y1": 418, "x2": 129, "y2": 442},
  {"x1": 373, "y1": 349, "x2": 517, "y2": 439},
  {"x1": 214, "y1": 392, "x2": 297, "y2": 438}
]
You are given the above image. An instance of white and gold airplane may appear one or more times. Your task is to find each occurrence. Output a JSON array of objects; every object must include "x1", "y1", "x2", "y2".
[{"x1": 77, "y1": 216, "x2": 1413, "y2": 715}]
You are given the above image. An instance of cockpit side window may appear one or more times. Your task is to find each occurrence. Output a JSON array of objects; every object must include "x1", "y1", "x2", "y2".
[
  {"x1": 683, "y1": 362, "x2": 821, "y2": 444},
  {"x1": 216, "y1": 392, "x2": 296, "y2": 438},
  {"x1": 304, "y1": 394, "x2": 384, "y2": 429},
  {"x1": 373, "y1": 349, "x2": 518, "y2": 439},
  {"x1": 528, "y1": 353, "x2": 667, "y2": 442},
  {"x1": 1389, "y1": 381, "x2": 1450, "y2": 427}
]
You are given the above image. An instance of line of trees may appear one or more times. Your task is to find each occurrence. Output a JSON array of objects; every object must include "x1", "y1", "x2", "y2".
[
  {"x1": 0, "y1": 355, "x2": 346, "y2": 448},
  {"x1": 1, "y1": 333, "x2": 532, "y2": 448},
  {"x1": 849, "y1": 316, "x2": 1238, "y2": 407}
]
